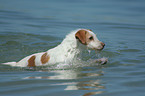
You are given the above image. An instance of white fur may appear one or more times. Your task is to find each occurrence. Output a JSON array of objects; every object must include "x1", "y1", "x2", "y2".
[{"x1": 2, "y1": 29, "x2": 105, "y2": 67}]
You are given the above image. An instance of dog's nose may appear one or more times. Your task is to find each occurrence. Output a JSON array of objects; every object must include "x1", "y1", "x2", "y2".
[{"x1": 101, "y1": 42, "x2": 105, "y2": 47}]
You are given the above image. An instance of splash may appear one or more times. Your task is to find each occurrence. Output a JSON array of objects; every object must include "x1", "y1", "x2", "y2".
[
  {"x1": 88, "y1": 50, "x2": 91, "y2": 55},
  {"x1": 1, "y1": 49, "x2": 108, "y2": 71}
]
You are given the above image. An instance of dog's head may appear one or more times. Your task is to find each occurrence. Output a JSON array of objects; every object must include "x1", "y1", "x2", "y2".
[{"x1": 75, "y1": 29, "x2": 105, "y2": 50}]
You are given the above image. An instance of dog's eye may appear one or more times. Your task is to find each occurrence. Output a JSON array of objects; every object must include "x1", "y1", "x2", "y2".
[{"x1": 89, "y1": 36, "x2": 93, "y2": 40}]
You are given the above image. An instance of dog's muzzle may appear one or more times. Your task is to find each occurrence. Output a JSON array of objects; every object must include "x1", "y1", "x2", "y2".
[
  {"x1": 101, "y1": 42, "x2": 105, "y2": 49},
  {"x1": 97, "y1": 42, "x2": 105, "y2": 50}
]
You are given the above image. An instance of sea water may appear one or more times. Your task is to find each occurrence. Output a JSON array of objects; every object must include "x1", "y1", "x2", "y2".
[{"x1": 0, "y1": 0, "x2": 145, "y2": 96}]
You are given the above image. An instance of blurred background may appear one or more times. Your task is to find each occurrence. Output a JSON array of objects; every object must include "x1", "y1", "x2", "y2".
[{"x1": 0, "y1": 0, "x2": 145, "y2": 96}]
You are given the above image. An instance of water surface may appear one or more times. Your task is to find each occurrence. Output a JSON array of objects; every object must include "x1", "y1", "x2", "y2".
[{"x1": 0, "y1": 0, "x2": 145, "y2": 96}]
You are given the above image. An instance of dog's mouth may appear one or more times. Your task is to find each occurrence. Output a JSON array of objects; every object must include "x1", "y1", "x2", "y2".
[
  {"x1": 96, "y1": 42, "x2": 105, "y2": 51},
  {"x1": 93, "y1": 47, "x2": 104, "y2": 51},
  {"x1": 92, "y1": 44, "x2": 105, "y2": 51},
  {"x1": 98, "y1": 46, "x2": 105, "y2": 50},
  {"x1": 88, "y1": 47, "x2": 104, "y2": 51}
]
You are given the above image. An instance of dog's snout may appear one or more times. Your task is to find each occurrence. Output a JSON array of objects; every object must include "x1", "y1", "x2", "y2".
[{"x1": 101, "y1": 42, "x2": 105, "y2": 47}]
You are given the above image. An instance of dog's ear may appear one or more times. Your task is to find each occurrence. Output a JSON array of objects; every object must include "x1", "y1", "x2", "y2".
[
  {"x1": 75, "y1": 30, "x2": 87, "y2": 45},
  {"x1": 87, "y1": 29, "x2": 92, "y2": 31}
]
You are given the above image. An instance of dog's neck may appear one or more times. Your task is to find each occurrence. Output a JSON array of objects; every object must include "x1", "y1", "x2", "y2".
[
  {"x1": 47, "y1": 31, "x2": 87, "y2": 64},
  {"x1": 61, "y1": 31, "x2": 87, "y2": 53}
]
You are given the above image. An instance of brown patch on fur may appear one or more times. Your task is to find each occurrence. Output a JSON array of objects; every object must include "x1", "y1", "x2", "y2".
[
  {"x1": 41, "y1": 52, "x2": 50, "y2": 64},
  {"x1": 75, "y1": 30, "x2": 87, "y2": 45},
  {"x1": 28, "y1": 55, "x2": 36, "y2": 67}
]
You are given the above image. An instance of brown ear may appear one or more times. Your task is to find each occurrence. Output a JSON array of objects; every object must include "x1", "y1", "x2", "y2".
[{"x1": 75, "y1": 30, "x2": 87, "y2": 45}]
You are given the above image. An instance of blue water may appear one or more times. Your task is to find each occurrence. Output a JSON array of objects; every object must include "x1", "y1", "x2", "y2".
[{"x1": 0, "y1": 0, "x2": 145, "y2": 96}]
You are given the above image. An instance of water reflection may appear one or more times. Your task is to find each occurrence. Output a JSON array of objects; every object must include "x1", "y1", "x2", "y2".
[{"x1": 24, "y1": 69, "x2": 106, "y2": 96}]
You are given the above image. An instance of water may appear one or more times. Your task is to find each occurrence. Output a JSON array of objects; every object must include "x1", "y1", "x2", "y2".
[{"x1": 0, "y1": 0, "x2": 145, "y2": 96}]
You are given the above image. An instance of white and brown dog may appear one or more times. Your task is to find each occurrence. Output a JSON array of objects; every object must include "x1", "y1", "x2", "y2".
[{"x1": 3, "y1": 29, "x2": 107, "y2": 67}]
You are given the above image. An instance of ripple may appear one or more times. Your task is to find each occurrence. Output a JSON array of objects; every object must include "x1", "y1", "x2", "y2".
[
  {"x1": 126, "y1": 71, "x2": 145, "y2": 77},
  {"x1": 123, "y1": 59, "x2": 143, "y2": 63},
  {"x1": 1, "y1": 41, "x2": 21, "y2": 46},
  {"x1": 123, "y1": 80, "x2": 145, "y2": 87},
  {"x1": 118, "y1": 49, "x2": 141, "y2": 52}
]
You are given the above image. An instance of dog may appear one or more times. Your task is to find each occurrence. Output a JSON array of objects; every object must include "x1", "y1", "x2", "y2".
[{"x1": 2, "y1": 29, "x2": 107, "y2": 67}]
